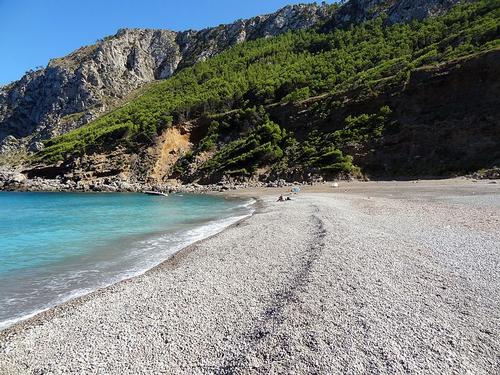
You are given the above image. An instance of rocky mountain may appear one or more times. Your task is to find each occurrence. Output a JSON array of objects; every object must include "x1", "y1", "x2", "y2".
[
  {"x1": 0, "y1": 3, "x2": 332, "y2": 153},
  {"x1": 0, "y1": 0, "x2": 465, "y2": 155},
  {"x1": 5, "y1": 47, "x2": 497, "y2": 193},
  {"x1": 330, "y1": 0, "x2": 468, "y2": 27}
]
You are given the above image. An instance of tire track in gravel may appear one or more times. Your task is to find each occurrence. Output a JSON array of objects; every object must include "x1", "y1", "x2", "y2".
[{"x1": 208, "y1": 209, "x2": 327, "y2": 374}]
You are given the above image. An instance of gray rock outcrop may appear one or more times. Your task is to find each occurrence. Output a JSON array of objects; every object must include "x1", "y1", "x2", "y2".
[{"x1": 331, "y1": 0, "x2": 466, "y2": 26}]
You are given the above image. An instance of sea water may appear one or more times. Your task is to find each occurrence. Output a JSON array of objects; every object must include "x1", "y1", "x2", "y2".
[{"x1": 0, "y1": 192, "x2": 254, "y2": 329}]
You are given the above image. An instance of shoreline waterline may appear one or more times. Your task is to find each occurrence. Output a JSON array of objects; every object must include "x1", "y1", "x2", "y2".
[{"x1": 0, "y1": 193, "x2": 257, "y2": 332}]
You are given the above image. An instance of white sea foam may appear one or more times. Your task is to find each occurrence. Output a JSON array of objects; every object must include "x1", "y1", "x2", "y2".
[{"x1": 0, "y1": 200, "x2": 255, "y2": 331}]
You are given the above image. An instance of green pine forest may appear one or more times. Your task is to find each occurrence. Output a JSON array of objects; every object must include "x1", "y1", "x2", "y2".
[{"x1": 37, "y1": 0, "x2": 500, "y2": 180}]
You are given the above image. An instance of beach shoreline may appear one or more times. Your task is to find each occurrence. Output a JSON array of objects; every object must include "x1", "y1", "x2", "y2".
[
  {"x1": 0, "y1": 211, "x2": 255, "y2": 340},
  {"x1": 0, "y1": 195, "x2": 259, "y2": 335},
  {"x1": 1, "y1": 178, "x2": 499, "y2": 374}
]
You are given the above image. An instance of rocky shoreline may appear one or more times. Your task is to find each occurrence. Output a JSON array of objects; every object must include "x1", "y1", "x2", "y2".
[
  {"x1": 0, "y1": 168, "x2": 309, "y2": 194},
  {"x1": 2, "y1": 166, "x2": 499, "y2": 194},
  {"x1": 0, "y1": 166, "x2": 330, "y2": 194}
]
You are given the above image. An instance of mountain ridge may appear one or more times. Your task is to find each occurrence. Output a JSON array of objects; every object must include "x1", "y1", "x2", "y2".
[
  {"x1": 0, "y1": 0, "x2": 465, "y2": 154},
  {"x1": 1, "y1": 0, "x2": 497, "y2": 193},
  {"x1": 0, "y1": 3, "x2": 333, "y2": 153}
]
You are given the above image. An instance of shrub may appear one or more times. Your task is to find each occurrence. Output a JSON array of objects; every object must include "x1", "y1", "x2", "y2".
[{"x1": 282, "y1": 87, "x2": 312, "y2": 102}]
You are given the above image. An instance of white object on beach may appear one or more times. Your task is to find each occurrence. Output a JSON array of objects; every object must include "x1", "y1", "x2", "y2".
[
  {"x1": 144, "y1": 191, "x2": 169, "y2": 197},
  {"x1": 331, "y1": 183, "x2": 339, "y2": 188}
]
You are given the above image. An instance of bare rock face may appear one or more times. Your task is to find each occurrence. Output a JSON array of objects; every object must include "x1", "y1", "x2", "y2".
[
  {"x1": 0, "y1": 1, "x2": 463, "y2": 155},
  {"x1": 176, "y1": 4, "x2": 333, "y2": 67},
  {"x1": 0, "y1": 29, "x2": 181, "y2": 151},
  {"x1": 324, "y1": 0, "x2": 463, "y2": 30},
  {"x1": 386, "y1": 0, "x2": 465, "y2": 23}
]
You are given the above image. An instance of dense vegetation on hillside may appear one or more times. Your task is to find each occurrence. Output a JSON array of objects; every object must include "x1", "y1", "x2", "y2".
[{"x1": 38, "y1": 0, "x2": 499, "y2": 179}]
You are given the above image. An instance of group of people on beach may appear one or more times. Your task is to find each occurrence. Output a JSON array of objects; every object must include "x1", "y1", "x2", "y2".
[{"x1": 277, "y1": 194, "x2": 292, "y2": 202}]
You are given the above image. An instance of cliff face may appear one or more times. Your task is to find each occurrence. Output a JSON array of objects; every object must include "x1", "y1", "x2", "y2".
[
  {"x1": 367, "y1": 48, "x2": 500, "y2": 176},
  {"x1": 0, "y1": 0, "x2": 464, "y2": 155},
  {"x1": 0, "y1": 4, "x2": 332, "y2": 153},
  {"x1": 0, "y1": 30, "x2": 180, "y2": 152},
  {"x1": 330, "y1": 0, "x2": 466, "y2": 27}
]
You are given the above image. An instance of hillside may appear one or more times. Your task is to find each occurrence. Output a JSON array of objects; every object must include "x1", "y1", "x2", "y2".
[
  {"x1": 2, "y1": 0, "x2": 499, "y2": 191},
  {"x1": 0, "y1": 4, "x2": 334, "y2": 154},
  {"x1": 0, "y1": 0, "x2": 465, "y2": 155}
]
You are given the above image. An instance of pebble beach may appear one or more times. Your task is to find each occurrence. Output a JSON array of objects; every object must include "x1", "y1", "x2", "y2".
[{"x1": 0, "y1": 179, "x2": 499, "y2": 374}]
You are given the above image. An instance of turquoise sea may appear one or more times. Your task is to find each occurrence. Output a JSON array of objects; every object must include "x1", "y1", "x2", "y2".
[{"x1": 0, "y1": 192, "x2": 254, "y2": 329}]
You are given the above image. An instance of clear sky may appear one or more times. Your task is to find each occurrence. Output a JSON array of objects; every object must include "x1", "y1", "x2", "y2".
[{"x1": 0, "y1": 0, "x2": 334, "y2": 85}]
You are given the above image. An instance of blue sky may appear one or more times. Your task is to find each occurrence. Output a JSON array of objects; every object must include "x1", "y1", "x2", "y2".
[{"x1": 0, "y1": 0, "x2": 334, "y2": 85}]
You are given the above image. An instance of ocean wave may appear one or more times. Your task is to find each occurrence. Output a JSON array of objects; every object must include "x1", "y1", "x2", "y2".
[{"x1": 0, "y1": 200, "x2": 255, "y2": 331}]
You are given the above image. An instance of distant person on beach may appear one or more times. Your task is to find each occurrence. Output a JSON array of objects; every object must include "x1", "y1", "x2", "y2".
[{"x1": 277, "y1": 195, "x2": 285, "y2": 202}]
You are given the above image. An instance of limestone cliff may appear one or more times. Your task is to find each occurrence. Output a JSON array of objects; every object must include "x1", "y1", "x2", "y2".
[{"x1": 329, "y1": 0, "x2": 467, "y2": 27}]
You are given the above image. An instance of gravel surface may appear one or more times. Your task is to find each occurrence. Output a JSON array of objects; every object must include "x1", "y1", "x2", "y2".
[{"x1": 0, "y1": 183, "x2": 499, "y2": 374}]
